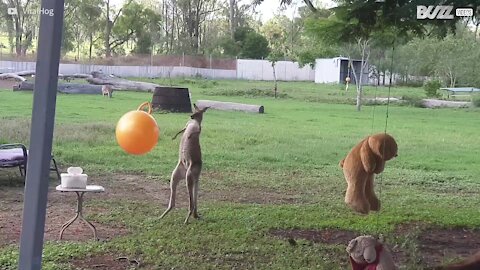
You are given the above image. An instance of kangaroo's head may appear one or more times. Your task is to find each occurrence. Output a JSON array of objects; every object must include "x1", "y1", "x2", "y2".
[{"x1": 190, "y1": 104, "x2": 209, "y2": 123}]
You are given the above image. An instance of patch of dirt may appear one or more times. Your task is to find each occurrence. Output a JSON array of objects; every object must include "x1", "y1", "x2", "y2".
[
  {"x1": 0, "y1": 170, "x2": 299, "y2": 248},
  {"x1": 0, "y1": 80, "x2": 18, "y2": 89},
  {"x1": 418, "y1": 227, "x2": 480, "y2": 267},
  {"x1": 69, "y1": 254, "x2": 144, "y2": 270},
  {"x1": 0, "y1": 183, "x2": 129, "y2": 247},
  {"x1": 269, "y1": 228, "x2": 358, "y2": 245},
  {"x1": 269, "y1": 225, "x2": 480, "y2": 269}
]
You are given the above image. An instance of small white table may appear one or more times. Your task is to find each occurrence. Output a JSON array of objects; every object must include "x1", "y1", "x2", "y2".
[{"x1": 56, "y1": 185, "x2": 105, "y2": 240}]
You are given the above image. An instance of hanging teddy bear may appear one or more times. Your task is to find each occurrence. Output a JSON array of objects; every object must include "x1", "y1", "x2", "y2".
[
  {"x1": 346, "y1": 235, "x2": 397, "y2": 270},
  {"x1": 339, "y1": 133, "x2": 398, "y2": 214}
]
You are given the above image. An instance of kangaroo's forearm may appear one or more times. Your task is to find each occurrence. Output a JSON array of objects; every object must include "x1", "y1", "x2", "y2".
[{"x1": 172, "y1": 128, "x2": 186, "y2": 140}]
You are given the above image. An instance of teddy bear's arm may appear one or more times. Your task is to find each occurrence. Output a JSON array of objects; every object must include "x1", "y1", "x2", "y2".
[{"x1": 360, "y1": 140, "x2": 376, "y2": 173}]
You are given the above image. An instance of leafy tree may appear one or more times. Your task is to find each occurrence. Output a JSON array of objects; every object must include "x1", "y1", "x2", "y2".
[
  {"x1": 301, "y1": 0, "x2": 471, "y2": 111},
  {"x1": 0, "y1": 0, "x2": 39, "y2": 56},
  {"x1": 76, "y1": 0, "x2": 103, "y2": 60},
  {"x1": 111, "y1": 1, "x2": 161, "y2": 55},
  {"x1": 221, "y1": 27, "x2": 270, "y2": 58},
  {"x1": 241, "y1": 31, "x2": 270, "y2": 58},
  {"x1": 264, "y1": 20, "x2": 287, "y2": 98},
  {"x1": 294, "y1": 7, "x2": 336, "y2": 67}
]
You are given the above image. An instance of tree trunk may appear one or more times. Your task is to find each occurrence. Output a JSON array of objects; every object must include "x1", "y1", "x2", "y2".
[
  {"x1": 171, "y1": 6, "x2": 177, "y2": 51},
  {"x1": 76, "y1": 31, "x2": 81, "y2": 61},
  {"x1": 350, "y1": 39, "x2": 370, "y2": 112},
  {"x1": 272, "y1": 63, "x2": 278, "y2": 98},
  {"x1": 15, "y1": 18, "x2": 22, "y2": 56},
  {"x1": 163, "y1": 0, "x2": 169, "y2": 52},
  {"x1": 89, "y1": 33, "x2": 93, "y2": 60},
  {"x1": 229, "y1": 0, "x2": 236, "y2": 38},
  {"x1": 14, "y1": 81, "x2": 104, "y2": 94},
  {"x1": 196, "y1": 100, "x2": 264, "y2": 113},
  {"x1": 475, "y1": 22, "x2": 479, "y2": 40},
  {"x1": 86, "y1": 71, "x2": 160, "y2": 92},
  {"x1": 0, "y1": 73, "x2": 27, "y2": 81},
  {"x1": 105, "y1": 0, "x2": 112, "y2": 58}
]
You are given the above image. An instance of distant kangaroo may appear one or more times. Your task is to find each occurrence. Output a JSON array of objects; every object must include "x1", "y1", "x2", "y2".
[
  {"x1": 101, "y1": 85, "x2": 113, "y2": 98},
  {"x1": 160, "y1": 104, "x2": 209, "y2": 224}
]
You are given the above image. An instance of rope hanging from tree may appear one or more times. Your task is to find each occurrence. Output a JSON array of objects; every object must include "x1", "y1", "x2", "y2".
[{"x1": 372, "y1": 0, "x2": 398, "y2": 236}]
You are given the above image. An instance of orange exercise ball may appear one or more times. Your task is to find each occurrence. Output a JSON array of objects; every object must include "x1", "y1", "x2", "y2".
[{"x1": 116, "y1": 102, "x2": 160, "y2": 155}]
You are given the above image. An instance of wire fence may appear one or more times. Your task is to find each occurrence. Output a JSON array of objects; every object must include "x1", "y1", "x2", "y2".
[{"x1": 0, "y1": 53, "x2": 237, "y2": 70}]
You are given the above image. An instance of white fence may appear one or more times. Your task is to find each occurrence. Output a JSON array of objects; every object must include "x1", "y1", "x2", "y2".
[
  {"x1": 0, "y1": 59, "x2": 315, "y2": 81},
  {"x1": 236, "y1": 59, "x2": 315, "y2": 81},
  {"x1": 0, "y1": 61, "x2": 237, "y2": 79}
]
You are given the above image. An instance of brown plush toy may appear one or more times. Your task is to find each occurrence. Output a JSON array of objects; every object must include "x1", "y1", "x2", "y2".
[
  {"x1": 340, "y1": 133, "x2": 398, "y2": 215},
  {"x1": 347, "y1": 235, "x2": 397, "y2": 270}
]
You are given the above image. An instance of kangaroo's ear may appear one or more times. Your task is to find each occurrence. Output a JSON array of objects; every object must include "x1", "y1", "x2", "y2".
[
  {"x1": 193, "y1": 103, "x2": 199, "y2": 111},
  {"x1": 360, "y1": 139, "x2": 376, "y2": 173},
  {"x1": 202, "y1": 106, "x2": 210, "y2": 112}
]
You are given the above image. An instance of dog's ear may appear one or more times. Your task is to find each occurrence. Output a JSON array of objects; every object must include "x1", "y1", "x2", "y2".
[
  {"x1": 363, "y1": 245, "x2": 377, "y2": 263},
  {"x1": 346, "y1": 239, "x2": 357, "y2": 253},
  {"x1": 360, "y1": 139, "x2": 376, "y2": 173}
]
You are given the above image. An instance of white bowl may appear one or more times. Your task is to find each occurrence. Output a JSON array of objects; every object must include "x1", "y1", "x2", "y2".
[
  {"x1": 61, "y1": 173, "x2": 88, "y2": 189},
  {"x1": 67, "y1": 167, "x2": 83, "y2": 174}
]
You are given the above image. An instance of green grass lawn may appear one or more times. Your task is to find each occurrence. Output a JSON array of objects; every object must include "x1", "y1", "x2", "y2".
[{"x1": 0, "y1": 79, "x2": 479, "y2": 269}]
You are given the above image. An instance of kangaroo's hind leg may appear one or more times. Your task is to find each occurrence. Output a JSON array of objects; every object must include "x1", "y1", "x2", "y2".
[
  {"x1": 160, "y1": 161, "x2": 186, "y2": 219},
  {"x1": 184, "y1": 164, "x2": 201, "y2": 224},
  {"x1": 192, "y1": 164, "x2": 202, "y2": 219}
]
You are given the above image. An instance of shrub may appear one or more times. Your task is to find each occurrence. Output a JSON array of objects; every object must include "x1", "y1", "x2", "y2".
[
  {"x1": 401, "y1": 95, "x2": 426, "y2": 108},
  {"x1": 202, "y1": 88, "x2": 289, "y2": 98},
  {"x1": 396, "y1": 80, "x2": 424, "y2": 87},
  {"x1": 423, "y1": 80, "x2": 442, "y2": 98},
  {"x1": 472, "y1": 95, "x2": 480, "y2": 107}
]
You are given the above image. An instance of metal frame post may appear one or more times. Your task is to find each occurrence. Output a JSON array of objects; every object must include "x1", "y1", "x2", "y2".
[{"x1": 18, "y1": 0, "x2": 65, "y2": 269}]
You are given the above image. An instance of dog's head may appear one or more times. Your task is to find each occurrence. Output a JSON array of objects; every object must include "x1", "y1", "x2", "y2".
[
  {"x1": 368, "y1": 133, "x2": 398, "y2": 161},
  {"x1": 347, "y1": 235, "x2": 379, "y2": 264}
]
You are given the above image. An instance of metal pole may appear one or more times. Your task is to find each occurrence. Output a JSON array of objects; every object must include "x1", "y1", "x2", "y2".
[{"x1": 18, "y1": 0, "x2": 65, "y2": 269}]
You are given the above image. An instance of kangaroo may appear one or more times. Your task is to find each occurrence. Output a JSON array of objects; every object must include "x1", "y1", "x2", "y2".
[
  {"x1": 101, "y1": 85, "x2": 113, "y2": 98},
  {"x1": 160, "y1": 104, "x2": 209, "y2": 224}
]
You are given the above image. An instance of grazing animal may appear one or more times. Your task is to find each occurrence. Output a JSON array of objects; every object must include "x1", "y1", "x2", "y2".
[
  {"x1": 160, "y1": 104, "x2": 209, "y2": 224},
  {"x1": 429, "y1": 250, "x2": 480, "y2": 270},
  {"x1": 340, "y1": 133, "x2": 398, "y2": 215},
  {"x1": 102, "y1": 85, "x2": 113, "y2": 98}
]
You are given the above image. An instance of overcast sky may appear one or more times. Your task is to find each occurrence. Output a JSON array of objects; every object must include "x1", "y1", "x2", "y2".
[{"x1": 109, "y1": 0, "x2": 336, "y2": 22}]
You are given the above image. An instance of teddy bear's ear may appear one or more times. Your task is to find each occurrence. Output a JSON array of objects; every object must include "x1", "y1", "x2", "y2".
[
  {"x1": 369, "y1": 133, "x2": 398, "y2": 160},
  {"x1": 360, "y1": 139, "x2": 376, "y2": 173}
]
